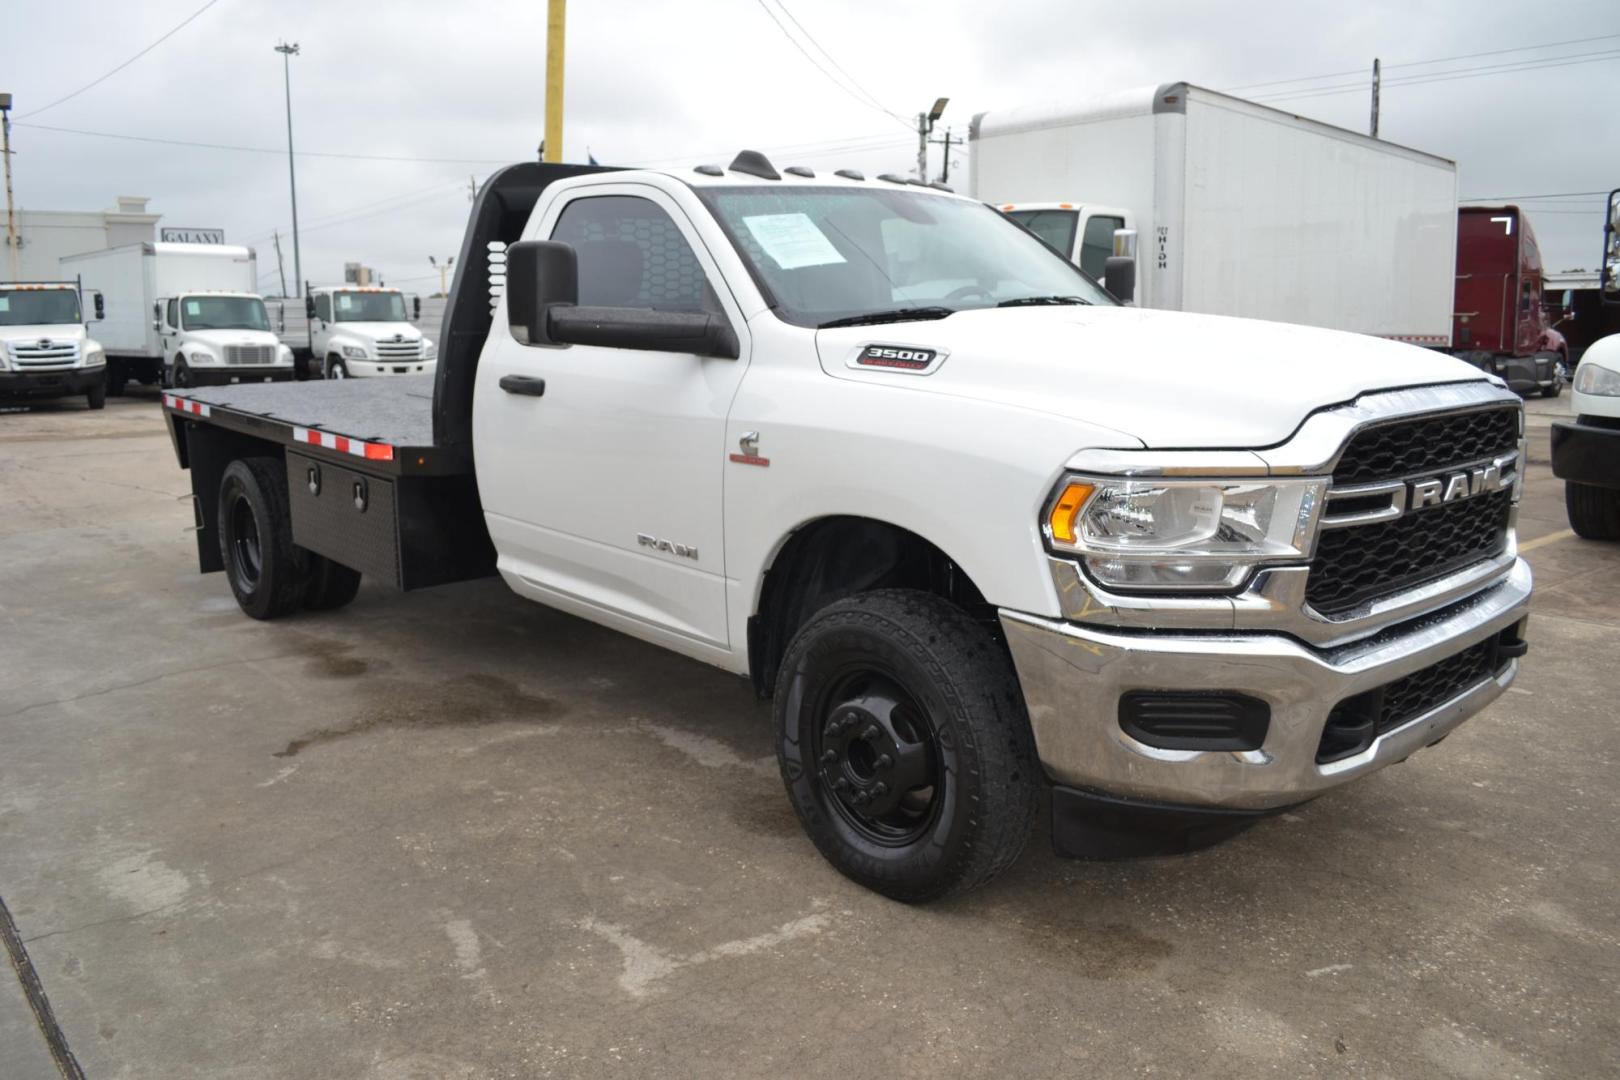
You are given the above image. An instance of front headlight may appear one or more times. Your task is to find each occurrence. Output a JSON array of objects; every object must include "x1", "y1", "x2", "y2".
[
  {"x1": 1045, "y1": 476, "x2": 1326, "y2": 591},
  {"x1": 422, "y1": 338, "x2": 437, "y2": 358},
  {"x1": 187, "y1": 348, "x2": 218, "y2": 364},
  {"x1": 82, "y1": 347, "x2": 105, "y2": 368},
  {"x1": 1574, "y1": 361, "x2": 1620, "y2": 396},
  {"x1": 277, "y1": 344, "x2": 293, "y2": 363},
  {"x1": 342, "y1": 344, "x2": 369, "y2": 359}
]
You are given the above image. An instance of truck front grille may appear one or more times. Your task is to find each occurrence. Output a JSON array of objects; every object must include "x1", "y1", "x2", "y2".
[
  {"x1": 1316, "y1": 635, "x2": 1509, "y2": 763},
  {"x1": 7, "y1": 340, "x2": 80, "y2": 369},
  {"x1": 223, "y1": 344, "x2": 277, "y2": 365},
  {"x1": 1330, "y1": 406, "x2": 1520, "y2": 486},
  {"x1": 374, "y1": 340, "x2": 422, "y2": 359},
  {"x1": 1306, "y1": 406, "x2": 1519, "y2": 617}
]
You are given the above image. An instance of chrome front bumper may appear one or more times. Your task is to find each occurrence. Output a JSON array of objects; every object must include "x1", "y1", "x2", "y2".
[{"x1": 1001, "y1": 558, "x2": 1532, "y2": 811}]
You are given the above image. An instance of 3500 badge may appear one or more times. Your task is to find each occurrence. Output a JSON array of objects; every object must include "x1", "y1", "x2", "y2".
[{"x1": 849, "y1": 344, "x2": 945, "y2": 374}]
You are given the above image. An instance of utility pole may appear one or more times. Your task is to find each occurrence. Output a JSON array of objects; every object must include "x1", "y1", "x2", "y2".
[
  {"x1": 428, "y1": 255, "x2": 454, "y2": 297},
  {"x1": 1369, "y1": 58, "x2": 1380, "y2": 139},
  {"x1": 272, "y1": 229, "x2": 287, "y2": 297},
  {"x1": 917, "y1": 97, "x2": 948, "y2": 181},
  {"x1": 468, "y1": 174, "x2": 478, "y2": 203},
  {"x1": 543, "y1": 0, "x2": 566, "y2": 163},
  {"x1": 275, "y1": 42, "x2": 303, "y2": 298},
  {"x1": 937, "y1": 128, "x2": 954, "y2": 185},
  {"x1": 1, "y1": 93, "x2": 18, "y2": 283}
]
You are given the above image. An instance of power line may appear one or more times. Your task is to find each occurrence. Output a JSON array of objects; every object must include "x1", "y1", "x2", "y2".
[
  {"x1": 766, "y1": 0, "x2": 910, "y2": 125},
  {"x1": 12, "y1": 121, "x2": 513, "y2": 164},
  {"x1": 239, "y1": 177, "x2": 477, "y2": 244},
  {"x1": 1462, "y1": 190, "x2": 1611, "y2": 201},
  {"x1": 748, "y1": 0, "x2": 913, "y2": 130},
  {"x1": 1252, "y1": 50, "x2": 1620, "y2": 103},
  {"x1": 19, "y1": 0, "x2": 227, "y2": 119},
  {"x1": 1221, "y1": 32, "x2": 1620, "y2": 93}
]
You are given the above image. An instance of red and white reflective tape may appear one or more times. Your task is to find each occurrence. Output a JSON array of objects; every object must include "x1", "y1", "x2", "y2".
[
  {"x1": 162, "y1": 393, "x2": 210, "y2": 417},
  {"x1": 1380, "y1": 334, "x2": 1450, "y2": 345},
  {"x1": 292, "y1": 426, "x2": 395, "y2": 462}
]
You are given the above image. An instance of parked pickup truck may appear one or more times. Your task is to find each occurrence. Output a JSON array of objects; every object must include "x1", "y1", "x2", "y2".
[{"x1": 162, "y1": 155, "x2": 1533, "y2": 901}]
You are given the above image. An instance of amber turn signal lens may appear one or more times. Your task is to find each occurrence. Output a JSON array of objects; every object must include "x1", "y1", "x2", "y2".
[{"x1": 1048, "y1": 482, "x2": 1094, "y2": 544}]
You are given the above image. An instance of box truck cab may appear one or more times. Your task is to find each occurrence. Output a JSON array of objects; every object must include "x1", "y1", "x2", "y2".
[
  {"x1": 1450, "y1": 206, "x2": 1567, "y2": 397},
  {"x1": 971, "y1": 83, "x2": 1458, "y2": 345},
  {"x1": 0, "y1": 281, "x2": 108, "y2": 409},
  {"x1": 305, "y1": 285, "x2": 435, "y2": 379},
  {"x1": 63, "y1": 242, "x2": 290, "y2": 394},
  {"x1": 998, "y1": 202, "x2": 1136, "y2": 282},
  {"x1": 155, "y1": 291, "x2": 294, "y2": 389}
]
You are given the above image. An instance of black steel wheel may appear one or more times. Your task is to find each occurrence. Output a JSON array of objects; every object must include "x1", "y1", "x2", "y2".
[
  {"x1": 173, "y1": 357, "x2": 194, "y2": 388},
  {"x1": 776, "y1": 589, "x2": 1039, "y2": 902},
  {"x1": 218, "y1": 457, "x2": 306, "y2": 619}
]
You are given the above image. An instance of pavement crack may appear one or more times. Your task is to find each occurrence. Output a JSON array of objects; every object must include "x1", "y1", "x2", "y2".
[
  {"x1": 1, "y1": 889, "x2": 88, "y2": 1079},
  {"x1": 0, "y1": 652, "x2": 303, "y2": 721}
]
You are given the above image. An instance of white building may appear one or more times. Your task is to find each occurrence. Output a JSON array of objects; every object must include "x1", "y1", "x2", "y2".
[{"x1": 5, "y1": 196, "x2": 161, "y2": 282}]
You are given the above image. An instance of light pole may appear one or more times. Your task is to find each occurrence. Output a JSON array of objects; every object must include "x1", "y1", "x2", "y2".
[
  {"x1": 429, "y1": 255, "x2": 454, "y2": 297},
  {"x1": 275, "y1": 42, "x2": 303, "y2": 298},
  {"x1": 1, "y1": 92, "x2": 18, "y2": 282},
  {"x1": 917, "y1": 97, "x2": 948, "y2": 181}
]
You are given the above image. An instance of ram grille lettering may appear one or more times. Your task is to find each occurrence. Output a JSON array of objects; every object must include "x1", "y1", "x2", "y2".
[{"x1": 1407, "y1": 463, "x2": 1505, "y2": 511}]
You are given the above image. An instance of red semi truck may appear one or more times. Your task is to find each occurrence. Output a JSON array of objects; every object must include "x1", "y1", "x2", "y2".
[{"x1": 1449, "y1": 205, "x2": 1567, "y2": 398}]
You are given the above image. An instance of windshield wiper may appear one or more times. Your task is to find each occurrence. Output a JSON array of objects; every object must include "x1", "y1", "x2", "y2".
[
  {"x1": 996, "y1": 295, "x2": 1093, "y2": 308},
  {"x1": 818, "y1": 306, "x2": 956, "y2": 329}
]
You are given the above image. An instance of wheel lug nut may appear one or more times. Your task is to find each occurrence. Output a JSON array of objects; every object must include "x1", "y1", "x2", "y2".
[
  {"x1": 821, "y1": 750, "x2": 838, "y2": 764},
  {"x1": 877, "y1": 754, "x2": 893, "y2": 770},
  {"x1": 833, "y1": 777, "x2": 849, "y2": 791},
  {"x1": 872, "y1": 783, "x2": 888, "y2": 796},
  {"x1": 863, "y1": 725, "x2": 881, "y2": 740}
]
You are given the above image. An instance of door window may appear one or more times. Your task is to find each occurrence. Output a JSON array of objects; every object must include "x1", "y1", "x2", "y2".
[
  {"x1": 1006, "y1": 209, "x2": 1078, "y2": 260},
  {"x1": 549, "y1": 195, "x2": 717, "y2": 314},
  {"x1": 165, "y1": 299, "x2": 178, "y2": 328},
  {"x1": 1079, "y1": 215, "x2": 1125, "y2": 280},
  {"x1": 315, "y1": 294, "x2": 332, "y2": 322}
]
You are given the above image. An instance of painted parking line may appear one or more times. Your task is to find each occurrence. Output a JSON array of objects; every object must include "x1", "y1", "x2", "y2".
[{"x1": 1519, "y1": 528, "x2": 1577, "y2": 554}]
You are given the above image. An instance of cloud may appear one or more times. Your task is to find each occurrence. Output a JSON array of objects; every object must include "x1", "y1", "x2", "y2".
[{"x1": 5, "y1": 0, "x2": 1617, "y2": 286}]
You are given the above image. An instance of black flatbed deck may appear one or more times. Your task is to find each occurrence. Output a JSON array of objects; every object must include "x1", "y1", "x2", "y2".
[{"x1": 165, "y1": 376, "x2": 467, "y2": 477}]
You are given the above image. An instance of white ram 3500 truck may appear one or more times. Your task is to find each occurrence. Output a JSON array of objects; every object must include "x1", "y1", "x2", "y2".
[
  {"x1": 0, "y1": 281, "x2": 108, "y2": 408},
  {"x1": 162, "y1": 157, "x2": 1532, "y2": 901},
  {"x1": 972, "y1": 83, "x2": 1459, "y2": 345},
  {"x1": 303, "y1": 285, "x2": 436, "y2": 379},
  {"x1": 64, "y1": 243, "x2": 293, "y2": 392}
]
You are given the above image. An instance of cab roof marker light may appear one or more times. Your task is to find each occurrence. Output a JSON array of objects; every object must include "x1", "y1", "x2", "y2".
[{"x1": 1048, "y1": 481, "x2": 1095, "y2": 545}]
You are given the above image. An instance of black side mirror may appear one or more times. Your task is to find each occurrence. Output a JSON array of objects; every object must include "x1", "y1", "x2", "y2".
[
  {"x1": 507, "y1": 240, "x2": 579, "y2": 345},
  {"x1": 1104, "y1": 256, "x2": 1136, "y2": 305},
  {"x1": 413, "y1": 296, "x2": 422, "y2": 320},
  {"x1": 550, "y1": 307, "x2": 740, "y2": 359},
  {"x1": 305, "y1": 296, "x2": 316, "y2": 319},
  {"x1": 93, "y1": 293, "x2": 105, "y2": 320}
]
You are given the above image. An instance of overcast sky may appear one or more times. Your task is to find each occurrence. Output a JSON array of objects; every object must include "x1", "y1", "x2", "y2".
[{"x1": 5, "y1": 0, "x2": 1617, "y2": 294}]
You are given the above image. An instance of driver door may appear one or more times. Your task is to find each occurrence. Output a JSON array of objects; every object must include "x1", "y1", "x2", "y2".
[{"x1": 474, "y1": 185, "x2": 750, "y2": 653}]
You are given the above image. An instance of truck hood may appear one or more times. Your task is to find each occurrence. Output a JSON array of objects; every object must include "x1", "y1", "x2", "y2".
[
  {"x1": 187, "y1": 329, "x2": 282, "y2": 348},
  {"x1": 815, "y1": 306, "x2": 1489, "y2": 449},
  {"x1": 0, "y1": 323, "x2": 87, "y2": 343},
  {"x1": 331, "y1": 322, "x2": 423, "y2": 343}
]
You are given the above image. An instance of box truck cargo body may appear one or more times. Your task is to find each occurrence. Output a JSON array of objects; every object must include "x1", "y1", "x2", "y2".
[
  {"x1": 971, "y1": 83, "x2": 1459, "y2": 345},
  {"x1": 62, "y1": 242, "x2": 263, "y2": 391}
]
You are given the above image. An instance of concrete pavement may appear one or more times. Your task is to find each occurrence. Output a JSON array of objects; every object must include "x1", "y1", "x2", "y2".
[{"x1": 1, "y1": 388, "x2": 1617, "y2": 1078}]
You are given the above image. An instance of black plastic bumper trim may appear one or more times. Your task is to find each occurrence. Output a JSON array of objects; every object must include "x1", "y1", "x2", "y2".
[{"x1": 1050, "y1": 785, "x2": 1290, "y2": 860}]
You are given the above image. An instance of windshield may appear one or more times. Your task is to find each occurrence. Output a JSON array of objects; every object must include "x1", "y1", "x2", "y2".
[
  {"x1": 181, "y1": 295, "x2": 270, "y2": 331},
  {"x1": 699, "y1": 186, "x2": 1114, "y2": 327},
  {"x1": 1006, "y1": 209, "x2": 1079, "y2": 259},
  {"x1": 333, "y1": 291, "x2": 407, "y2": 322},
  {"x1": 0, "y1": 288, "x2": 81, "y2": 326}
]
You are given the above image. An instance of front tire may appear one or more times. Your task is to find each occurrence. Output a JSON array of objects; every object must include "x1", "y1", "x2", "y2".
[
  {"x1": 775, "y1": 589, "x2": 1039, "y2": 902},
  {"x1": 218, "y1": 457, "x2": 307, "y2": 619},
  {"x1": 173, "y1": 356, "x2": 194, "y2": 389},
  {"x1": 1566, "y1": 481, "x2": 1620, "y2": 540},
  {"x1": 325, "y1": 355, "x2": 349, "y2": 380},
  {"x1": 85, "y1": 375, "x2": 106, "y2": 410}
]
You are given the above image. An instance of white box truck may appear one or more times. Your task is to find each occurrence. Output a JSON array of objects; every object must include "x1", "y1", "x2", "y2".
[
  {"x1": 970, "y1": 82, "x2": 1459, "y2": 346},
  {"x1": 63, "y1": 242, "x2": 293, "y2": 393}
]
